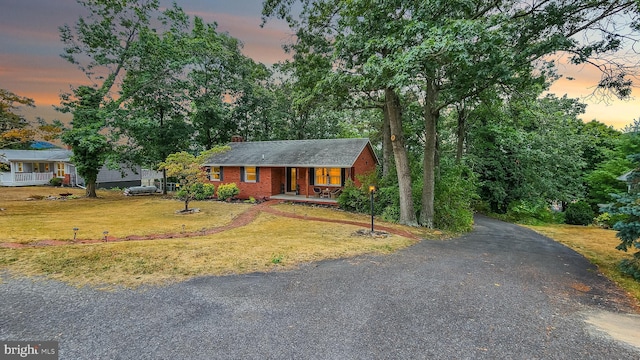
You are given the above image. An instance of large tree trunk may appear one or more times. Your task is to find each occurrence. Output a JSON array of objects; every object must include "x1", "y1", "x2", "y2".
[
  {"x1": 420, "y1": 80, "x2": 438, "y2": 228},
  {"x1": 456, "y1": 102, "x2": 466, "y2": 163},
  {"x1": 382, "y1": 102, "x2": 393, "y2": 178},
  {"x1": 385, "y1": 87, "x2": 418, "y2": 226},
  {"x1": 85, "y1": 179, "x2": 97, "y2": 198}
]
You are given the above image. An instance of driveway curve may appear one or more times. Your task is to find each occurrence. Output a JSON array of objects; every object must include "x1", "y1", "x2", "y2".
[{"x1": 1, "y1": 215, "x2": 639, "y2": 359}]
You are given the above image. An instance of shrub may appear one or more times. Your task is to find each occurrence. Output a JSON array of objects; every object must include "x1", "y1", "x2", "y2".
[
  {"x1": 594, "y1": 212, "x2": 612, "y2": 229},
  {"x1": 619, "y1": 257, "x2": 640, "y2": 281},
  {"x1": 594, "y1": 212, "x2": 628, "y2": 229},
  {"x1": 433, "y1": 159, "x2": 477, "y2": 232},
  {"x1": 217, "y1": 183, "x2": 240, "y2": 201},
  {"x1": 337, "y1": 179, "x2": 368, "y2": 213},
  {"x1": 49, "y1": 177, "x2": 62, "y2": 187},
  {"x1": 564, "y1": 201, "x2": 594, "y2": 226},
  {"x1": 190, "y1": 183, "x2": 215, "y2": 200},
  {"x1": 505, "y1": 199, "x2": 562, "y2": 224}
]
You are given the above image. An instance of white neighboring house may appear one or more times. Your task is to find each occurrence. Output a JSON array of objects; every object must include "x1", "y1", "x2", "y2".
[
  {"x1": 0, "y1": 149, "x2": 72, "y2": 186},
  {"x1": 0, "y1": 149, "x2": 143, "y2": 189}
]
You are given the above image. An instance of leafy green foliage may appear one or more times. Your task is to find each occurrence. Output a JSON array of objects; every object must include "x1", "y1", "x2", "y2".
[
  {"x1": 503, "y1": 200, "x2": 563, "y2": 225},
  {"x1": 59, "y1": 86, "x2": 111, "y2": 197},
  {"x1": 336, "y1": 179, "x2": 369, "y2": 214},
  {"x1": 184, "y1": 183, "x2": 216, "y2": 201},
  {"x1": 217, "y1": 183, "x2": 240, "y2": 201},
  {"x1": 49, "y1": 177, "x2": 63, "y2": 187},
  {"x1": 605, "y1": 151, "x2": 640, "y2": 279},
  {"x1": 565, "y1": 201, "x2": 595, "y2": 226},
  {"x1": 0, "y1": 88, "x2": 34, "y2": 133},
  {"x1": 264, "y1": 0, "x2": 635, "y2": 228},
  {"x1": 58, "y1": 0, "x2": 164, "y2": 197},
  {"x1": 158, "y1": 147, "x2": 228, "y2": 211},
  {"x1": 433, "y1": 159, "x2": 477, "y2": 232},
  {"x1": 159, "y1": 151, "x2": 207, "y2": 211},
  {"x1": 618, "y1": 258, "x2": 640, "y2": 281},
  {"x1": 116, "y1": 9, "x2": 193, "y2": 188},
  {"x1": 0, "y1": 89, "x2": 61, "y2": 149},
  {"x1": 468, "y1": 94, "x2": 586, "y2": 214},
  {"x1": 0, "y1": 88, "x2": 35, "y2": 148}
]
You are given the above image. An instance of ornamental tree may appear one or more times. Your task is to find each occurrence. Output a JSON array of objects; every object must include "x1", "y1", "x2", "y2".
[{"x1": 158, "y1": 146, "x2": 229, "y2": 212}]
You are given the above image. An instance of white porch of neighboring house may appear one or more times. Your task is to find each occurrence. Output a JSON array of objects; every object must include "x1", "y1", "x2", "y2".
[
  {"x1": 141, "y1": 169, "x2": 164, "y2": 187},
  {"x1": 0, "y1": 149, "x2": 143, "y2": 188},
  {"x1": 0, "y1": 149, "x2": 71, "y2": 187}
]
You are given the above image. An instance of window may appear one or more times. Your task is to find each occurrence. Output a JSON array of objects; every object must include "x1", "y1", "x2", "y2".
[
  {"x1": 244, "y1": 166, "x2": 257, "y2": 182},
  {"x1": 56, "y1": 163, "x2": 65, "y2": 177},
  {"x1": 17, "y1": 162, "x2": 23, "y2": 172},
  {"x1": 209, "y1": 166, "x2": 222, "y2": 181},
  {"x1": 315, "y1": 168, "x2": 341, "y2": 186},
  {"x1": 33, "y1": 163, "x2": 40, "y2": 172},
  {"x1": 44, "y1": 163, "x2": 50, "y2": 172}
]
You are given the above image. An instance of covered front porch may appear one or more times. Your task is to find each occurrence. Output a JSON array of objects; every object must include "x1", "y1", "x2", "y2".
[
  {"x1": 0, "y1": 171, "x2": 55, "y2": 186},
  {"x1": 270, "y1": 193, "x2": 338, "y2": 205},
  {"x1": 277, "y1": 166, "x2": 347, "y2": 199}
]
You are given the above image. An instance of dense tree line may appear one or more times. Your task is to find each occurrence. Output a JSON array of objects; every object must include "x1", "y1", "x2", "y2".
[
  {"x1": 262, "y1": 0, "x2": 639, "y2": 228},
  {"x1": 56, "y1": 0, "x2": 358, "y2": 196}
]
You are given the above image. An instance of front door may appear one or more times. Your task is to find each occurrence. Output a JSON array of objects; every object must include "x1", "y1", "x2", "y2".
[{"x1": 287, "y1": 167, "x2": 297, "y2": 193}]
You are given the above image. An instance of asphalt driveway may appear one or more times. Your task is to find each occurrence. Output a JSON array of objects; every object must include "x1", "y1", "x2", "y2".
[{"x1": 1, "y1": 215, "x2": 639, "y2": 359}]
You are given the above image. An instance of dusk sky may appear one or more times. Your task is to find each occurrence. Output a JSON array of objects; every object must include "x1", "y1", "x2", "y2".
[{"x1": 1, "y1": 0, "x2": 638, "y2": 129}]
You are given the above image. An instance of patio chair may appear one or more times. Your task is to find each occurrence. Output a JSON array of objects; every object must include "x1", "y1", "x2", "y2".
[
  {"x1": 313, "y1": 187, "x2": 322, "y2": 197},
  {"x1": 330, "y1": 188, "x2": 342, "y2": 199}
]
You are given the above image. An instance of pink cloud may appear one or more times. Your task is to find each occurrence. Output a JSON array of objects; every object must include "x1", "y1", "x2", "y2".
[{"x1": 183, "y1": 10, "x2": 292, "y2": 65}]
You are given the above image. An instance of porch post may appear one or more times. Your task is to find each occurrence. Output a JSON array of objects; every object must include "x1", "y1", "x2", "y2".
[
  {"x1": 10, "y1": 162, "x2": 16, "y2": 185},
  {"x1": 305, "y1": 168, "x2": 309, "y2": 198}
]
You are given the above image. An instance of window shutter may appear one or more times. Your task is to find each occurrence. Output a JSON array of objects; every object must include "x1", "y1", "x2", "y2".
[
  {"x1": 341, "y1": 168, "x2": 346, "y2": 186},
  {"x1": 220, "y1": 167, "x2": 224, "y2": 181},
  {"x1": 240, "y1": 167, "x2": 245, "y2": 182},
  {"x1": 309, "y1": 167, "x2": 315, "y2": 185},
  {"x1": 256, "y1": 167, "x2": 260, "y2": 182}
]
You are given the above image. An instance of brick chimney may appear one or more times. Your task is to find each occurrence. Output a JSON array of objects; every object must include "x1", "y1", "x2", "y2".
[{"x1": 231, "y1": 135, "x2": 244, "y2": 142}]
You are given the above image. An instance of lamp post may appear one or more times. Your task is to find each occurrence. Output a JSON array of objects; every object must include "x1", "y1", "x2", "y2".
[{"x1": 369, "y1": 185, "x2": 376, "y2": 232}]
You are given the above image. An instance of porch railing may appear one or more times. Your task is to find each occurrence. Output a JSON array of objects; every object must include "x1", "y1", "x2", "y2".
[{"x1": 14, "y1": 172, "x2": 54, "y2": 183}]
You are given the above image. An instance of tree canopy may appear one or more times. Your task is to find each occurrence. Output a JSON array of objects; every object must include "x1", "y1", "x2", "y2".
[{"x1": 262, "y1": 0, "x2": 640, "y2": 227}]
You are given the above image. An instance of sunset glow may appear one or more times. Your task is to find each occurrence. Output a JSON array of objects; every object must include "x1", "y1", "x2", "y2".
[{"x1": 1, "y1": 0, "x2": 638, "y2": 129}]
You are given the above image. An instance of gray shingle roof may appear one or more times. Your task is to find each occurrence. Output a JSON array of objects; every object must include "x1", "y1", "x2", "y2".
[
  {"x1": 0, "y1": 149, "x2": 72, "y2": 163},
  {"x1": 203, "y1": 138, "x2": 377, "y2": 168}
]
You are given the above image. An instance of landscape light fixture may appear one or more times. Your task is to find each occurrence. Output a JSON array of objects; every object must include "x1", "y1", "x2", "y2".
[
  {"x1": 103, "y1": 231, "x2": 109, "y2": 242},
  {"x1": 73, "y1": 227, "x2": 79, "y2": 241},
  {"x1": 369, "y1": 185, "x2": 376, "y2": 232}
]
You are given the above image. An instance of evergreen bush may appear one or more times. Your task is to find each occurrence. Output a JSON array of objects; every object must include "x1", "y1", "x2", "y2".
[
  {"x1": 564, "y1": 201, "x2": 594, "y2": 226},
  {"x1": 189, "y1": 183, "x2": 215, "y2": 200},
  {"x1": 618, "y1": 258, "x2": 640, "y2": 281},
  {"x1": 49, "y1": 177, "x2": 63, "y2": 187}
]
